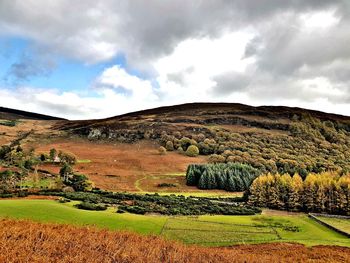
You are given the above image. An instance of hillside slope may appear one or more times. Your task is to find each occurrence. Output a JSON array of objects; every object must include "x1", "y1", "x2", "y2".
[
  {"x1": 0, "y1": 107, "x2": 65, "y2": 120},
  {"x1": 57, "y1": 103, "x2": 350, "y2": 175}
]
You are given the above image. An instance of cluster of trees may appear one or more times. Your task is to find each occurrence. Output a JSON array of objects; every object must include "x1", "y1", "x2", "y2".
[
  {"x1": 186, "y1": 163, "x2": 260, "y2": 191},
  {"x1": 158, "y1": 134, "x2": 200, "y2": 157},
  {"x1": 156, "y1": 114, "x2": 350, "y2": 176},
  {"x1": 248, "y1": 172, "x2": 350, "y2": 215},
  {"x1": 0, "y1": 138, "x2": 91, "y2": 193},
  {"x1": 39, "y1": 148, "x2": 77, "y2": 164}
]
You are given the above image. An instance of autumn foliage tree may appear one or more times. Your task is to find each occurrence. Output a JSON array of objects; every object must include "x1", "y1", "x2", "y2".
[{"x1": 248, "y1": 172, "x2": 350, "y2": 215}]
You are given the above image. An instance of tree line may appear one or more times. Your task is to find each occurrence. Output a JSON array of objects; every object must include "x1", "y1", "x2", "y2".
[{"x1": 248, "y1": 172, "x2": 350, "y2": 215}]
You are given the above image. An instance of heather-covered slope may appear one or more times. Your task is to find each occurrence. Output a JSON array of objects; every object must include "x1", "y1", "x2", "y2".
[
  {"x1": 57, "y1": 103, "x2": 350, "y2": 175},
  {"x1": 0, "y1": 106, "x2": 65, "y2": 120}
]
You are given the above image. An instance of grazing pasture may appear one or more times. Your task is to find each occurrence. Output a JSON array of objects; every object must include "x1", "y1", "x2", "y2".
[
  {"x1": 312, "y1": 215, "x2": 350, "y2": 235},
  {"x1": 0, "y1": 199, "x2": 349, "y2": 247}
]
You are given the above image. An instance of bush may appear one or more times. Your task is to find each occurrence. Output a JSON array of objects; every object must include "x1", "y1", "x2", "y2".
[
  {"x1": 58, "y1": 197, "x2": 71, "y2": 203},
  {"x1": 75, "y1": 202, "x2": 107, "y2": 211},
  {"x1": 180, "y1": 137, "x2": 192, "y2": 150},
  {"x1": 186, "y1": 145, "x2": 199, "y2": 157},
  {"x1": 165, "y1": 141, "x2": 174, "y2": 151},
  {"x1": 58, "y1": 151, "x2": 77, "y2": 165},
  {"x1": 177, "y1": 146, "x2": 184, "y2": 154},
  {"x1": 158, "y1": 146, "x2": 167, "y2": 155},
  {"x1": 208, "y1": 154, "x2": 225, "y2": 163}
]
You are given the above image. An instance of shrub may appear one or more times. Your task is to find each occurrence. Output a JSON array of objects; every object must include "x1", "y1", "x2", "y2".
[
  {"x1": 180, "y1": 137, "x2": 192, "y2": 150},
  {"x1": 208, "y1": 154, "x2": 225, "y2": 163},
  {"x1": 165, "y1": 141, "x2": 174, "y2": 151},
  {"x1": 75, "y1": 202, "x2": 107, "y2": 211},
  {"x1": 58, "y1": 197, "x2": 71, "y2": 203},
  {"x1": 186, "y1": 145, "x2": 199, "y2": 157},
  {"x1": 177, "y1": 146, "x2": 184, "y2": 154},
  {"x1": 58, "y1": 151, "x2": 77, "y2": 165},
  {"x1": 158, "y1": 146, "x2": 167, "y2": 155}
]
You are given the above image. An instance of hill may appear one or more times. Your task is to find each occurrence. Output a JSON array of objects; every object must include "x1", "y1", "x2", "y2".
[
  {"x1": 0, "y1": 106, "x2": 65, "y2": 120},
  {"x1": 56, "y1": 102, "x2": 350, "y2": 176}
]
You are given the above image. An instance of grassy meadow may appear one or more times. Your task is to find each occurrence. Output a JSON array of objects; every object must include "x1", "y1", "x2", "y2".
[
  {"x1": 0, "y1": 199, "x2": 349, "y2": 247},
  {"x1": 313, "y1": 215, "x2": 350, "y2": 235}
]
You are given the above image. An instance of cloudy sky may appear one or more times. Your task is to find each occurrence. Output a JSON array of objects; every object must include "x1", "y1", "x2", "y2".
[{"x1": 0, "y1": 1, "x2": 349, "y2": 119}]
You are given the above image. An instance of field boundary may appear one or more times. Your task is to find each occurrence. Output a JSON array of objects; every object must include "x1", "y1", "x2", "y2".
[{"x1": 308, "y1": 213, "x2": 350, "y2": 238}]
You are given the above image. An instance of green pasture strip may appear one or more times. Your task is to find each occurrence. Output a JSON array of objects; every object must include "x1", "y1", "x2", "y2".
[
  {"x1": 313, "y1": 215, "x2": 350, "y2": 235},
  {"x1": 0, "y1": 200, "x2": 165, "y2": 235},
  {"x1": 160, "y1": 215, "x2": 350, "y2": 246}
]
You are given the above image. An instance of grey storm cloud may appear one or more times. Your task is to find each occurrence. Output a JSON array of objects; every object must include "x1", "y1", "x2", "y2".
[{"x1": 0, "y1": 0, "x2": 343, "y2": 64}]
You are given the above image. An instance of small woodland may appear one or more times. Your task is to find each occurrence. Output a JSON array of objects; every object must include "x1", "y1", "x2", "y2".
[
  {"x1": 0, "y1": 133, "x2": 92, "y2": 197},
  {"x1": 248, "y1": 172, "x2": 350, "y2": 215},
  {"x1": 186, "y1": 163, "x2": 259, "y2": 191}
]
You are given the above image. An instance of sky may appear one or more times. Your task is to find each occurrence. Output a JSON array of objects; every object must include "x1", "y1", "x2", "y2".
[{"x1": 0, "y1": 1, "x2": 349, "y2": 120}]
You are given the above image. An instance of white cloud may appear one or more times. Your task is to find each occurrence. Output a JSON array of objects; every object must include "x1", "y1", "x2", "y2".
[
  {"x1": 0, "y1": 1, "x2": 350, "y2": 118},
  {"x1": 96, "y1": 65, "x2": 156, "y2": 99},
  {"x1": 154, "y1": 32, "x2": 255, "y2": 101},
  {"x1": 300, "y1": 9, "x2": 340, "y2": 31}
]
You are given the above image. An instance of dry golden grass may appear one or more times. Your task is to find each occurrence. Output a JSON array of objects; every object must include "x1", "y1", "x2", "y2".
[{"x1": 0, "y1": 219, "x2": 349, "y2": 263}]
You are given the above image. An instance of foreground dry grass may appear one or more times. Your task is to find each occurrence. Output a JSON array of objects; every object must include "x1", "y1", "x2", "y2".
[{"x1": 0, "y1": 219, "x2": 349, "y2": 263}]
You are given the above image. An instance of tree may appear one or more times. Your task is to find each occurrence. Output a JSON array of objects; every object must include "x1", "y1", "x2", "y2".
[
  {"x1": 60, "y1": 163, "x2": 73, "y2": 183},
  {"x1": 186, "y1": 145, "x2": 199, "y2": 157},
  {"x1": 49, "y1": 148, "x2": 57, "y2": 161},
  {"x1": 66, "y1": 174, "x2": 93, "y2": 191},
  {"x1": 288, "y1": 173, "x2": 303, "y2": 211}
]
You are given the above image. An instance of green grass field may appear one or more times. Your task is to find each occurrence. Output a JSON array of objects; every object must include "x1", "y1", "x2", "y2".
[
  {"x1": 0, "y1": 199, "x2": 349, "y2": 247},
  {"x1": 0, "y1": 200, "x2": 165, "y2": 235},
  {"x1": 313, "y1": 216, "x2": 350, "y2": 235}
]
